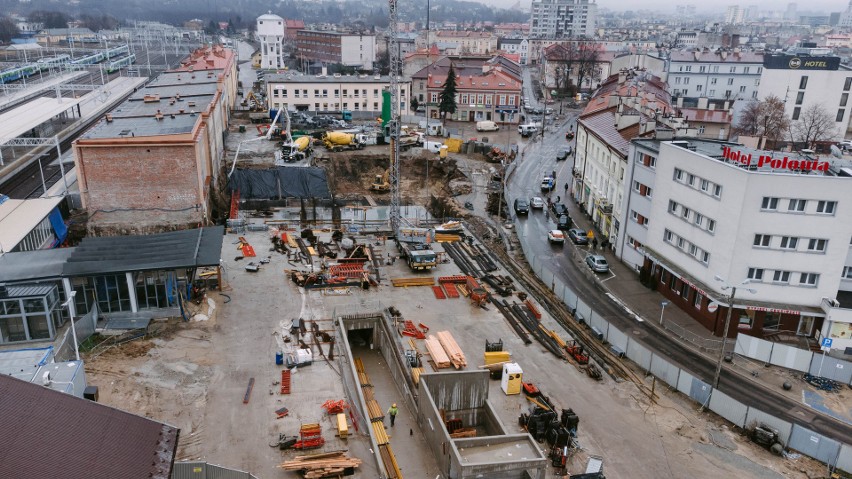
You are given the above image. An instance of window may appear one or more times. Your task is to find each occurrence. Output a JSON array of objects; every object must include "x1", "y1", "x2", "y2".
[
  {"x1": 843, "y1": 266, "x2": 852, "y2": 279},
  {"x1": 665, "y1": 229, "x2": 673, "y2": 243},
  {"x1": 761, "y1": 197, "x2": 779, "y2": 210},
  {"x1": 743, "y1": 67, "x2": 750, "y2": 74},
  {"x1": 747, "y1": 268, "x2": 764, "y2": 281},
  {"x1": 696, "y1": 85, "x2": 703, "y2": 92},
  {"x1": 694, "y1": 213, "x2": 703, "y2": 226},
  {"x1": 707, "y1": 219, "x2": 716, "y2": 233},
  {"x1": 754, "y1": 234, "x2": 771, "y2": 247},
  {"x1": 739, "y1": 85, "x2": 746, "y2": 93},
  {"x1": 780, "y1": 236, "x2": 798, "y2": 250},
  {"x1": 677, "y1": 237, "x2": 685, "y2": 248},
  {"x1": 313, "y1": 89, "x2": 319, "y2": 97},
  {"x1": 841, "y1": 93, "x2": 849, "y2": 107},
  {"x1": 730, "y1": 66, "x2": 736, "y2": 73},
  {"x1": 799, "y1": 76, "x2": 808, "y2": 89},
  {"x1": 773, "y1": 270, "x2": 791, "y2": 283},
  {"x1": 725, "y1": 90, "x2": 732, "y2": 98},
  {"x1": 694, "y1": 293, "x2": 703, "y2": 309},
  {"x1": 713, "y1": 185, "x2": 722, "y2": 198},
  {"x1": 845, "y1": 77, "x2": 852, "y2": 91},
  {"x1": 673, "y1": 168, "x2": 684, "y2": 181},
  {"x1": 669, "y1": 272, "x2": 677, "y2": 290},
  {"x1": 700, "y1": 179, "x2": 709, "y2": 192},
  {"x1": 680, "y1": 282, "x2": 690, "y2": 299},
  {"x1": 702, "y1": 251, "x2": 710, "y2": 264},
  {"x1": 788, "y1": 199, "x2": 806, "y2": 212},
  {"x1": 675, "y1": 77, "x2": 681, "y2": 84},
  {"x1": 688, "y1": 244, "x2": 698, "y2": 256},
  {"x1": 799, "y1": 273, "x2": 819, "y2": 286},
  {"x1": 838, "y1": 109, "x2": 846, "y2": 123},
  {"x1": 792, "y1": 107, "x2": 801, "y2": 120},
  {"x1": 727, "y1": 78, "x2": 734, "y2": 85},
  {"x1": 687, "y1": 174, "x2": 696, "y2": 186},
  {"x1": 795, "y1": 91, "x2": 804, "y2": 105},
  {"x1": 681, "y1": 207, "x2": 691, "y2": 220},
  {"x1": 709, "y1": 89, "x2": 716, "y2": 97},
  {"x1": 669, "y1": 200, "x2": 678, "y2": 213},
  {"x1": 807, "y1": 238, "x2": 827, "y2": 252},
  {"x1": 816, "y1": 200, "x2": 836, "y2": 214},
  {"x1": 710, "y1": 78, "x2": 717, "y2": 85}
]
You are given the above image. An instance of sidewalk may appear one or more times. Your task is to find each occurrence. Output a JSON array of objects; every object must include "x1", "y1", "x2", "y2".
[{"x1": 550, "y1": 175, "x2": 823, "y2": 408}]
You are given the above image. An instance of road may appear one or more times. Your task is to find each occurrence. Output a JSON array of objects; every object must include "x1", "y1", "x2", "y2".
[{"x1": 506, "y1": 111, "x2": 852, "y2": 445}]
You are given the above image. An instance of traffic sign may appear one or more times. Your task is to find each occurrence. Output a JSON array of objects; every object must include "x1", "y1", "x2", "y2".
[
  {"x1": 822, "y1": 337, "x2": 833, "y2": 348},
  {"x1": 707, "y1": 302, "x2": 719, "y2": 313}
]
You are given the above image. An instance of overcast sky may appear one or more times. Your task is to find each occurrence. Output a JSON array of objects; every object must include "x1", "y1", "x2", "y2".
[{"x1": 488, "y1": 0, "x2": 846, "y2": 14}]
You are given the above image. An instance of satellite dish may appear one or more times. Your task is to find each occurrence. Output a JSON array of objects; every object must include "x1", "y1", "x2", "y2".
[{"x1": 830, "y1": 145, "x2": 843, "y2": 159}]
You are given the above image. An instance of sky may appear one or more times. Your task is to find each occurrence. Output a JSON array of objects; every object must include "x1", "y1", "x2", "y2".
[{"x1": 485, "y1": 0, "x2": 847, "y2": 14}]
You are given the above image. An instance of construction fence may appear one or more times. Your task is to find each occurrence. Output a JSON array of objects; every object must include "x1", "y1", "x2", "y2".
[
  {"x1": 735, "y1": 335, "x2": 852, "y2": 385},
  {"x1": 511, "y1": 218, "x2": 851, "y2": 473},
  {"x1": 172, "y1": 462, "x2": 258, "y2": 479}
]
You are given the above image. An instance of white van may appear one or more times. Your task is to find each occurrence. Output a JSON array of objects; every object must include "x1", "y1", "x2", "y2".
[
  {"x1": 423, "y1": 141, "x2": 443, "y2": 154},
  {"x1": 476, "y1": 121, "x2": 499, "y2": 132},
  {"x1": 518, "y1": 124, "x2": 539, "y2": 137}
]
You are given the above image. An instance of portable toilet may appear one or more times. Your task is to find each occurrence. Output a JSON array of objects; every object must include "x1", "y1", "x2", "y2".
[
  {"x1": 439, "y1": 145, "x2": 449, "y2": 158},
  {"x1": 501, "y1": 362, "x2": 523, "y2": 395}
]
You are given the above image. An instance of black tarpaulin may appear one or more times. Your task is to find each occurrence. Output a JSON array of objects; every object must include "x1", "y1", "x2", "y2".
[{"x1": 229, "y1": 167, "x2": 331, "y2": 199}]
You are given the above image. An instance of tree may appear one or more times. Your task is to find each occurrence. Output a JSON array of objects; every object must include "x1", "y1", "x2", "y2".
[
  {"x1": 410, "y1": 97, "x2": 420, "y2": 111},
  {"x1": 0, "y1": 16, "x2": 18, "y2": 43},
  {"x1": 29, "y1": 11, "x2": 70, "y2": 29},
  {"x1": 78, "y1": 14, "x2": 119, "y2": 32},
  {"x1": 790, "y1": 104, "x2": 838, "y2": 150},
  {"x1": 546, "y1": 43, "x2": 578, "y2": 94},
  {"x1": 734, "y1": 94, "x2": 790, "y2": 149},
  {"x1": 575, "y1": 45, "x2": 601, "y2": 92},
  {"x1": 205, "y1": 20, "x2": 218, "y2": 35},
  {"x1": 439, "y1": 64, "x2": 458, "y2": 121}
]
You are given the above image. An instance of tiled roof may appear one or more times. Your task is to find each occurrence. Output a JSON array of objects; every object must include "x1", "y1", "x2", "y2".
[
  {"x1": 0, "y1": 374, "x2": 178, "y2": 479},
  {"x1": 579, "y1": 106, "x2": 650, "y2": 155},
  {"x1": 669, "y1": 50, "x2": 764, "y2": 63}
]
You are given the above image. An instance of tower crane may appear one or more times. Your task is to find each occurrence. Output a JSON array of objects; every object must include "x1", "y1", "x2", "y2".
[{"x1": 387, "y1": 0, "x2": 402, "y2": 233}]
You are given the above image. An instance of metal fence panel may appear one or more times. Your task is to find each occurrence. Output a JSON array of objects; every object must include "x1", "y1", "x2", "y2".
[
  {"x1": 837, "y1": 443, "x2": 852, "y2": 474},
  {"x1": 688, "y1": 377, "x2": 712, "y2": 406},
  {"x1": 173, "y1": 462, "x2": 207, "y2": 479},
  {"x1": 744, "y1": 407, "x2": 793, "y2": 446},
  {"x1": 768, "y1": 343, "x2": 813, "y2": 372},
  {"x1": 649, "y1": 354, "x2": 680, "y2": 388},
  {"x1": 734, "y1": 335, "x2": 773, "y2": 363},
  {"x1": 626, "y1": 340, "x2": 652, "y2": 370},
  {"x1": 708, "y1": 389, "x2": 748, "y2": 428},
  {"x1": 607, "y1": 326, "x2": 629, "y2": 352},
  {"x1": 575, "y1": 299, "x2": 593, "y2": 326},
  {"x1": 808, "y1": 354, "x2": 852, "y2": 384},
  {"x1": 561, "y1": 286, "x2": 578, "y2": 311},
  {"x1": 589, "y1": 313, "x2": 609, "y2": 340},
  {"x1": 676, "y1": 369, "x2": 694, "y2": 396},
  {"x1": 788, "y1": 424, "x2": 841, "y2": 467}
]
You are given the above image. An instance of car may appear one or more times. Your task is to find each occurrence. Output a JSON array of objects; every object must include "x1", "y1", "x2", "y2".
[
  {"x1": 568, "y1": 228, "x2": 589, "y2": 244},
  {"x1": 840, "y1": 140, "x2": 852, "y2": 152},
  {"x1": 551, "y1": 203, "x2": 568, "y2": 217},
  {"x1": 548, "y1": 230, "x2": 565, "y2": 244},
  {"x1": 541, "y1": 177, "x2": 555, "y2": 192},
  {"x1": 556, "y1": 148, "x2": 571, "y2": 161},
  {"x1": 556, "y1": 214, "x2": 571, "y2": 231},
  {"x1": 585, "y1": 254, "x2": 609, "y2": 273},
  {"x1": 530, "y1": 196, "x2": 545, "y2": 209},
  {"x1": 514, "y1": 198, "x2": 530, "y2": 215}
]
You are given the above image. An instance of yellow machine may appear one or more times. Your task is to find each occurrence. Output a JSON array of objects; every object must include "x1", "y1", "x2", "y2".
[
  {"x1": 370, "y1": 169, "x2": 390, "y2": 193},
  {"x1": 323, "y1": 131, "x2": 367, "y2": 152}
]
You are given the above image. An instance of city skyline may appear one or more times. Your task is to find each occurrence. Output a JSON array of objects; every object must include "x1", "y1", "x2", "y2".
[{"x1": 481, "y1": 0, "x2": 845, "y2": 14}]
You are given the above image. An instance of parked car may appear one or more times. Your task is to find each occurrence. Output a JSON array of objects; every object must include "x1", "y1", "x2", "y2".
[
  {"x1": 551, "y1": 203, "x2": 568, "y2": 217},
  {"x1": 548, "y1": 230, "x2": 565, "y2": 244},
  {"x1": 476, "y1": 120, "x2": 500, "y2": 132},
  {"x1": 840, "y1": 140, "x2": 852, "y2": 152},
  {"x1": 514, "y1": 198, "x2": 530, "y2": 215},
  {"x1": 530, "y1": 196, "x2": 545, "y2": 209},
  {"x1": 568, "y1": 228, "x2": 589, "y2": 245},
  {"x1": 556, "y1": 147, "x2": 572, "y2": 161},
  {"x1": 556, "y1": 214, "x2": 571, "y2": 231},
  {"x1": 585, "y1": 254, "x2": 609, "y2": 273}
]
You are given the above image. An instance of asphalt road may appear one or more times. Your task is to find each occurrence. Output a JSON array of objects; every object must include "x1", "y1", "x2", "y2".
[{"x1": 506, "y1": 115, "x2": 852, "y2": 445}]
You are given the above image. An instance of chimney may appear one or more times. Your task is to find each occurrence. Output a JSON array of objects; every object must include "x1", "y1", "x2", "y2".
[{"x1": 105, "y1": 113, "x2": 113, "y2": 122}]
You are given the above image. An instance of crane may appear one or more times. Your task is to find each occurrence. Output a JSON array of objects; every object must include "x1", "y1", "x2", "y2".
[
  {"x1": 387, "y1": 0, "x2": 402, "y2": 233},
  {"x1": 228, "y1": 108, "x2": 283, "y2": 178}
]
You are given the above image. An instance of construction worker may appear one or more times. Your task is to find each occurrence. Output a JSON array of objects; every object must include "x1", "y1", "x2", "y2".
[{"x1": 387, "y1": 403, "x2": 399, "y2": 427}]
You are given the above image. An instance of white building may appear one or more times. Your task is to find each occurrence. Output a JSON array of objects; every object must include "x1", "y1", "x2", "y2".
[
  {"x1": 667, "y1": 50, "x2": 764, "y2": 102},
  {"x1": 617, "y1": 137, "x2": 852, "y2": 350},
  {"x1": 840, "y1": 1, "x2": 852, "y2": 30},
  {"x1": 498, "y1": 38, "x2": 529, "y2": 65},
  {"x1": 256, "y1": 13, "x2": 286, "y2": 70},
  {"x1": 530, "y1": 0, "x2": 597, "y2": 38},
  {"x1": 265, "y1": 73, "x2": 409, "y2": 115},
  {"x1": 725, "y1": 6, "x2": 745, "y2": 25},
  {"x1": 756, "y1": 54, "x2": 852, "y2": 140}
]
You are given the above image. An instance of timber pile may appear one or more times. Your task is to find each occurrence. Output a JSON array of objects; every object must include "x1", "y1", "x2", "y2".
[
  {"x1": 279, "y1": 451, "x2": 362, "y2": 478},
  {"x1": 437, "y1": 331, "x2": 467, "y2": 369},
  {"x1": 391, "y1": 277, "x2": 435, "y2": 287},
  {"x1": 425, "y1": 335, "x2": 451, "y2": 368},
  {"x1": 411, "y1": 367, "x2": 424, "y2": 385},
  {"x1": 449, "y1": 427, "x2": 477, "y2": 438},
  {"x1": 435, "y1": 233, "x2": 461, "y2": 242},
  {"x1": 366, "y1": 399, "x2": 384, "y2": 422},
  {"x1": 372, "y1": 420, "x2": 390, "y2": 445},
  {"x1": 378, "y1": 444, "x2": 403, "y2": 479}
]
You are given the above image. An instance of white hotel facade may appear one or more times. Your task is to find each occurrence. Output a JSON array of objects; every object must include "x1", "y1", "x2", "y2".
[{"x1": 617, "y1": 138, "x2": 852, "y2": 351}]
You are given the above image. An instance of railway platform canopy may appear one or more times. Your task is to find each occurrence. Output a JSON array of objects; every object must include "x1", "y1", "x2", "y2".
[
  {"x1": 0, "y1": 195, "x2": 66, "y2": 256},
  {"x1": 0, "y1": 96, "x2": 84, "y2": 144},
  {"x1": 0, "y1": 71, "x2": 88, "y2": 112}
]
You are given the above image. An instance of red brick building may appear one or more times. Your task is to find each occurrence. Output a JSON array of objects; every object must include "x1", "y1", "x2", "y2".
[{"x1": 73, "y1": 46, "x2": 237, "y2": 235}]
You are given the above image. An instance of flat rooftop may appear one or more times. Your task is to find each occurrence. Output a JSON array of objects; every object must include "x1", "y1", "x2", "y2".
[
  {"x1": 79, "y1": 113, "x2": 199, "y2": 139},
  {"x1": 128, "y1": 82, "x2": 218, "y2": 101},
  {"x1": 266, "y1": 73, "x2": 394, "y2": 84},
  {"x1": 110, "y1": 94, "x2": 215, "y2": 118},
  {"x1": 146, "y1": 70, "x2": 223, "y2": 88}
]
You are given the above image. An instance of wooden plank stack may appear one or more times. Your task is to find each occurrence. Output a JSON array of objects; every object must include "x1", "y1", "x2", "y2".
[
  {"x1": 411, "y1": 367, "x2": 424, "y2": 385},
  {"x1": 425, "y1": 335, "x2": 451, "y2": 369},
  {"x1": 391, "y1": 277, "x2": 435, "y2": 287},
  {"x1": 279, "y1": 451, "x2": 362, "y2": 478},
  {"x1": 437, "y1": 331, "x2": 467, "y2": 369}
]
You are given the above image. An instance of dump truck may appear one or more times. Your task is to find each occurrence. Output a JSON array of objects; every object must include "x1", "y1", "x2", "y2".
[
  {"x1": 323, "y1": 131, "x2": 367, "y2": 152},
  {"x1": 281, "y1": 136, "x2": 312, "y2": 162},
  {"x1": 397, "y1": 241, "x2": 437, "y2": 270}
]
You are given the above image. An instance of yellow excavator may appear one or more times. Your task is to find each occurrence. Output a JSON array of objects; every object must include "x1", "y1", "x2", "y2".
[{"x1": 370, "y1": 169, "x2": 390, "y2": 193}]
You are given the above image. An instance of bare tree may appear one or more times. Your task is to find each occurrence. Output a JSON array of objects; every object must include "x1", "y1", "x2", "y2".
[
  {"x1": 575, "y1": 44, "x2": 601, "y2": 92},
  {"x1": 790, "y1": 104, "x2": 838, "y2": 150},
  {"x1": 734, "y1": 94, "x2": 790, "y2": 149},
  {"x1": 545, "y1": 43, "x2": 577, "y2": 95},
  {"x1": 0, "y1": 16, "x2": 18, "y2": 43}
]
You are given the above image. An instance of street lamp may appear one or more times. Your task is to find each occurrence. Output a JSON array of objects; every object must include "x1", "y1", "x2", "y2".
[
  {"x1": 61, "y1": 291, "x2": 79, "y2": 361},
  {"x1": 712, "y1": 276, "x2": 756, "y2": 388},
  {"x1": 659, "y1": 300, "x2": 669, "y2": 326}
]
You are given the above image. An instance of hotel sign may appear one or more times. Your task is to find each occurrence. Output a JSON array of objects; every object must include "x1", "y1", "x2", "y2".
[
  {"x1": 721, "y1": 146, "x2": 830, "y2": 172},
  {"x1": 764, "y1": 54, "x2": 840, "y2": 71}
]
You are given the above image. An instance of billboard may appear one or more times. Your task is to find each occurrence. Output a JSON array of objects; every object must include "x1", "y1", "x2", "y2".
[{"x1": 763, "y1": 54, "x2": 840, "y2": 70}]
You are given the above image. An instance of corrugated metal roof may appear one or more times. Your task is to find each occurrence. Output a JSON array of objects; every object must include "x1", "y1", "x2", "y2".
[
  {"x1": 0, "y1": 347, "x2": 53, "y2": 381},
  {"x1": 4, "y1": 283, "x2": 55, "y2": 298},
  {"x1": 0, "y1": 248, "x2": 74, "y2": 282},
  {"x1": 0, "y1": 373, "x2": 178, "y2": 479}
]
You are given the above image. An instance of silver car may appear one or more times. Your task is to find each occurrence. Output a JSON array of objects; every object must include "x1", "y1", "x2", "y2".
[{"x1": 585, "y1": 254, "x2": 609, "y2": 273}]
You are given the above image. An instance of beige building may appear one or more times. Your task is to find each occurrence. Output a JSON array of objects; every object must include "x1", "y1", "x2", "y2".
[{"x1": 265, "y1": 73, "x2": 410, "y2": 115}]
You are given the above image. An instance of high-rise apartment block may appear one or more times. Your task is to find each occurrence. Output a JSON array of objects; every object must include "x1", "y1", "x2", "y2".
[{"x1": 530, "y1": 0, "x2": 597, "y2": 38}]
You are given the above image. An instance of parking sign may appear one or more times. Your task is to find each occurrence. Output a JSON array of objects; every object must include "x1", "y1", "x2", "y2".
[{"x1": 821, "y1": 337, "x2": 832, "y2": 348}]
